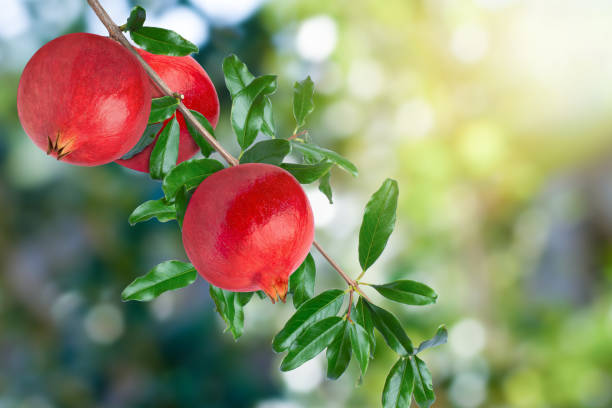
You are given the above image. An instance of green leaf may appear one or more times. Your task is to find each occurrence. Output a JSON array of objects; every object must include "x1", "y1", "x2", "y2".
[
  {"x1": 149, "y1": 117, "x2": 180, "y2": 179},
  {"x1": 411, "y1": 356, "x2": 435, "y2": 408},
  {"x1": 261, "y1": 97, "x2": 275, "y2": 138},
  {"x1": 185, "y1": 109, "x2": 216, "y2": 157},
  {"x1": 416, "y1": 325, "x2": 448, "y2": 355},
  {"x1": 326, "y1": 321, "x2": 352, "y2": 380},
  {"x1": 280, "y1": 161, "x2": 334, "y2": 184},
  {"x1": 237, "y1": 292, "x2": 255, "y2": 307},
  {"x1": 148, "y1": 96, "x2": 179, "y2": 124},
  {"x1": 255, "y1": 291, "x2": 268, "y2": 300},
  {"x1": 124, "y1": 6, "x2": 146, "y2": 32},
  {"x1": 358, "y1": 178, "x2": 399, "y2": 271},
  {"x1": 128, "y1": 199, "x2": 176, "y2": 225},
  {"x1": 130, "y1": 26, "x2": 198, "y2": 56},
  {"x1": 349, "y1": 321, "x2": 371, "y2": 376},
  {"x1": 122, "y1": 261, "x2": 196, "y2": 302},
  {"x1": 174, "y1": 187, "x2": 191, "y2": 228},
  {"x1": 240, "y1": 139, "x2": 291, "y2": 165},
  {"x1": 365, "y1": 302, "x2": 413, "y2": 356},
  {"x1": 289, "y1": 253, "x2": 316, "y2": 309},
  {"x1": 272, "y1": 289, "x2": 345, "y2": 352},
  {"x1": 280, "y1": 316, "x2": 344, "y2": 371},
  {"x1": 291, "y1": 142, "x2": 358, "y2": 177},
  {"x1": 318, "y1": 171, "x2": 333, "y2": 204},
  {"x1": 293, "y1": 76, "x2": 315, "y2": 129},
  {"x1": 120, "y1": 123, "x2": 162, "y2": 160},
  {"x1": 162, "y1": 158, "x2": 224, "y2": 200},
  {"x1": 372, "y1": 280, "x2": 438, "y2": 306},
  {"x1": 209, "y1": 286, "x2": 249, "y2": 340},
  {"x1": 231, "y1": 75, "x2": 277, "y2": 150},
  {"x1": 223, "y1": 54, "x2": 255, "y2": 97},
  {"x1": 353, "y1": 297, "x2": 376, "y2": 352},
  {"x1": 382, "y1": 358, "x2": 414, "y2": 408}
]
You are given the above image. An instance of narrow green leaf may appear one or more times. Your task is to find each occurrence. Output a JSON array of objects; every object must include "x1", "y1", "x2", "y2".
[
  {"x1": 255, "y1": 291, "x2": 268, "y2": 300},
  {"x1": 231, "y1": 75, "x2": 277, "y2": 150},
  {"x1": 185, "y1": 109, "x2": 216, "y2": 157},
  {"x1": 174, "y1": 187, "x2": 191, "y2": 228},
  {"x1": 261, "y1": 97, "x2": 275, "y2": 138},
  {"x1": 326, "y1": 321, "x2": 352, "y2": 380},
  {"x1": 411, "y1": 356, "x2": 435, "y2": 408},
  {"x1": 150, "y1": 117, "x2": 180, "y2": 179},
  {"x1": 293, "y1": 76, "x2": 315, "y2": 129},
  {"x1": 382, "y1": 358, "x2": 414, "y2": 408},
  {"x1": 120, "y1": 123, "x2": 162, "y2": 160},
  {"x1": 223, "y1": 54, "x2": 255, "y2": 97},
  {"x1": 358, "y1": 178, "x2": 399, "y2": 271},
  {"x1": 130, "y1": 26, "x2": 198, "y2": 56},
  {"x1": 128, "y1": 198, "x2": 176, "y2": 225},
  {"x1": 272, "y1": 289, "x2": 345, "y2": 352},
  {"x1": 291, "y1": 142, "x2": 358, "y2": 177},
  {"x1": 280, "y1": 316, "x2": 343, "y2": 371},
  {"x1": 349, "y1": 321, "x2": 371, "y2": 376},
  {"x1": 237, "y1": 292, "x2": 255, "y2": 307},
  {"x1": 280, "y1": 160, "x2": 333, "y2": 184},
  {"x1": 289, "y1": 253, "x2": 316, "y2": 309},
  {"x1": 122, "y1": 261, "x2": 196, "y2": 302},
  {"x1": 124, "y1": 6, "x2": 146, "y2": 32},
  {"x1": 209, "y1": 286, "x2": 248, "y2": 340},
  {"x1": 372, "y1": 280, "x2": 438, "y2": 306},
  {"x1": 318, "y1": 171, "x2": 333, "y2": 204},
  {"x1": 162, "y1": 158, "x2": 224, "y2": 200},
  {"x1": 416, "y1": 325, "x2": 448, "y2": 355},
  {"x1": 240, "y1": 139, "x2": 291, "y2": 165},
  {"x1": 365, "y1": 302, "x2": 413, "y2": 356},
  {"x1": 148, "y1": 96, "x2": 179, "y2": 124},
  {"x1": 353, "y1": 297, "x2": 376, "y2": 352}
]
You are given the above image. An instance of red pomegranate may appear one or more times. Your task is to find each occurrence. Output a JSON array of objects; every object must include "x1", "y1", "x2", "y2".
[
  {"x1": 17, "y1": 33, "x2": 151, "y2": 166},
  {"x1": 116, "y1": 49, "x2": 219, "y2": 172},
  {"x1": 182, "y1": 163, "x2": 314, "y2": 302}
]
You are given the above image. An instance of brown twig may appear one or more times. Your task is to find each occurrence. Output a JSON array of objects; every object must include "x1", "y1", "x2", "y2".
[{"x1": 86, "y1": 0, "x2": 371, "y2": 301}]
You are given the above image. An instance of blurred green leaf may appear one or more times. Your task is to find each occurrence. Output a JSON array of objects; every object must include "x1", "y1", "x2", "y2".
[
  {"x1": 240, "y1": 139, "x2": 291, "y2": 165},
  {"x1": 130, "y1": 26, "x2": 198, "y2": 56},
  {"x1": 185, "y1": 109, "x2": 216, "y2": 157},
  {"x1": 280, "y1": 161, "x2": 333, "y2": 184},
  {"x1": 280, "y1": 316, "x2": 343, "y2": 371},
  {"x1": 292, "y1": 142, "x2": 358, "y2": 177},
  {"x1": 293, "y1": 76, "x2": 315, "y2": 129},
  {"x1": 273, "y1": 289, "x2": 345, "y2": 352},
  {"x1": 415, "y1": 325, "x2": 448, "y2": 355},
  {"x1": 121, "y1": 123, "x2": 162, "y2": 160},
  {"x1": 209, "y1": 286, "x2": 250, "y2": 340},
  {"x1": 318, "y1": 171, "x2": 333, "y2": 204},
  {"x1": 148, "y1": 96, "x2": 179, "y2": 125},
  {"x1": 411, "y1": 356, "x2": 435, "y2": 408},
  {"x1": 122, "y1": 261, "x2": 196, "y2": 302},
  {"x1": 231, "y1": 75, "x2": 277, "y2": 150},
  {"x1": 162, "y1": 158, "x2": 224, "y2": 200},
  {"x1": 289, "y1": 253, "x2": 316, "y2": 309},
  {"x1": 128, "y1": 198, "x2": 176, "y2": 225},
  {"x1": 349, "y1": 321, "x2": 371, "y2": 376},
  {"x1": 382, "y1": 358, "x2": 414, "y2": 408},
  {"x1": 353, "y1": 297, "x2": 376, "y2": 352},
  {"x1": 149, "y1": 117, "x2": 180, "y2": 179},
  {"x1": 237, "y1": 292, "x2": 254, "y2": 306},
  {"x1": 124, "y1": 6, "x2": 146, "y2": 31},
  {"x1": 366, "y1": 301, "x2": 413, "y2": 356},
  {"x1": 372, "y1": 280, "x2": 438, "y2": 306},
  {"x1": 326, "y1": 320, "x2": 352, "y2": 380},
  {"x1": 359, "y1": 179, "x2": 398, "y2": 271}
]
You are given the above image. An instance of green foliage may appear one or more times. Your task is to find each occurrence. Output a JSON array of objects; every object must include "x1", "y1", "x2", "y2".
[
  {"x1": 359, "y1": 178, "x2": 399, "y2": 271},
  {"x1": 185, "y1": 109, "x2": 217, "y2": 157},
  {"x1": 162, "y1": 158, "x2": 224, "y2": 201},
  {"x1": 411, "y1": 356, "x2": 435, "y2": 408},
  {"x1": 372, "y1": 280, "x2": 438, "y2": 306},
  {"x1": 366, "y1": 301, "x2": 413, "y2": 356},
  {"x1": 149, "y1": 116, "x2": 180, "y2": 179},
  {"x1": 382, "y1": 358, "x2": 414, "y2": 408},
  {"x1": 121, "y1": 123, "x2": 162, "y2": 160},
  {"x1": 326, "y1": 320, "x2": 352, "y2": 379},
  {"x1": 293, "y1": 76, "x2": 315, "y2": 130},
  {"x1": 122, "y1": 261, "x2": 197, "y2": 302},
  {"x1": 209, "y1": 285, "x2": 255, "y2": 340},
  {"x1": 349, "y1": 321, "x2": 371, "y2": 376},
  {"x1": 289, "y1": 253, "x2": 316, "y2": 309},
  {"x1": 240, "y1": 139, "x2": 291, "y2": 165},
  {"x1": 128, "y1": 198, "x2": 176, "y2": 225},
  {"x1": 123, "y1": 6, "x2": 146, "y2": 32},
  {"x1": 174, "y1": 187, "x2": 190, "y2": 228},
  {"x1": 148, "y1": 96, "x2": 179, "y2": 124},
  {"x1": 280, "y1": 161, "x2": 334, "y2": 184},
  {"x1": 291, "y1": 142, "x2": 358, "y2": 177},
  {"x1": 353, "y1": 297, "x2": 376, "y2": 351},
  {"x1": 130, "y1": 26, "x2": 198, "y2": 56},
  {"x1": 415, "y1": 325, "x2": 448, "y2": 355},
  {"x1": 318, "y1": 172, "x2": 333, "y2": 204}
]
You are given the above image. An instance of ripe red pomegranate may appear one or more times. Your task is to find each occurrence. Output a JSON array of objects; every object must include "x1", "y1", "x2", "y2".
[
  {"x1": 116, "y1": 49, "x2": 219, "y2": 172},
  {"x1": 182, "y1": 163, "x2": 314, "y2": 302},
  {"x1": 17, "y1": 33, "x2": 151, "y2": 166}
]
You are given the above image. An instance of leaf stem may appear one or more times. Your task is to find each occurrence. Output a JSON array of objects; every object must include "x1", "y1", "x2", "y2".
[{"x1": 346, "y1": 290, "x2": 354, "y2": 322}]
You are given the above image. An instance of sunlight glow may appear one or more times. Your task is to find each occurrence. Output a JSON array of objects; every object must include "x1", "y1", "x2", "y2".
[{"x1": 296, "y1": 15, "x2": 338, "y2": 63}]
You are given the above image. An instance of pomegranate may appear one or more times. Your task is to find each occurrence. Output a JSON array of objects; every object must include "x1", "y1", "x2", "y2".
[
  {"x1": 182, "y1": 163, "x2": 314, "y2": 302},
  {"x1": 116, "y1": 49, "x2": 219, "y2": 172},
  {"x1": 17, "y1": 33, "x2": 151, "y2": 166}
]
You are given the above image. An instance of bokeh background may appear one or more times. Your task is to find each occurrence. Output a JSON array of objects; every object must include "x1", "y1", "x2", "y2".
[{"x1": 2, "y1": 0, "x2": 612, "y2": 407}]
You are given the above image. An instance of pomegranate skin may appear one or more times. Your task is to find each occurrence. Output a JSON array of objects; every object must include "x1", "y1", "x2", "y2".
[
  {"x1": 116, "y1": 49, "x2": 219, "y2": 172},
  {"x1": 182, "y1": 163, "x2": 315, "y2": 301},
  {"x1": 17, "y1": 33, "x2": 151, "y2": 166}
]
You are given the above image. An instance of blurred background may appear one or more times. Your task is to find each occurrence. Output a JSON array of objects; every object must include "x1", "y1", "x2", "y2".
[{"x1": 2, "y1": 0, "x2": 612, "y2": 407}]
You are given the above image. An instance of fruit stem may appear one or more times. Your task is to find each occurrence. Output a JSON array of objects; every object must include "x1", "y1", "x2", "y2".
[{"x1": 87, "y1": 0, "x2": 367, "y2": 299}]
